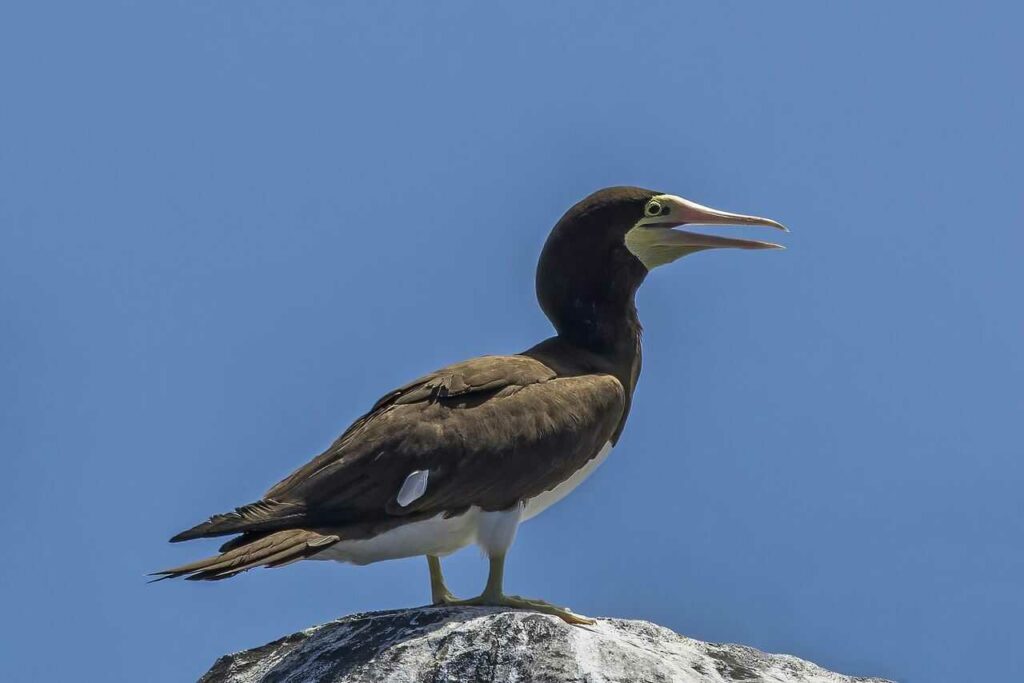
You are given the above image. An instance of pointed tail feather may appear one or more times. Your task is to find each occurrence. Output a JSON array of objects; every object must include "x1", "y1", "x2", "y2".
[
  {"x1": 169, "y1": 499, "x2": 306, "y2": 542},
  {"x1": 151, "y1": 529, "x2": 339, "y2": 581}
]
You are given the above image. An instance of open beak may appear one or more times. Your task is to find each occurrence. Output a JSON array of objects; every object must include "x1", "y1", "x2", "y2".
[{"x1": 642, "y1": 195, "x2": 787, "y2": 251}]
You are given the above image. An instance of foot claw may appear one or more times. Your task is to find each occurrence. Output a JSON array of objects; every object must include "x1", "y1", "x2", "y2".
[{"x1": 431, "y1": 592, "x2": 459, "y2": 606}]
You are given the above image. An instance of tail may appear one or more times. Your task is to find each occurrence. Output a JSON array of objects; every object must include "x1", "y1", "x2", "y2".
[
  {"x1": 169, "y1": 499, "x2": 307, "y2": 543},
  {"x1": 150, "y1": 529, "x2": 339, "y2": 581}
]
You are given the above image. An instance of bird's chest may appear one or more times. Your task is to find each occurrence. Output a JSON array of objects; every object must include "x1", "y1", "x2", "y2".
[{"x1": 522, "y1": 441, "x2": 613, "y2": 520}]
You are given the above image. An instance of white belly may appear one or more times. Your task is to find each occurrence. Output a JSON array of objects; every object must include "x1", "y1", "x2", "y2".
[
  {"x1": 312, "y1": 441, "x2": 613, "y2": 565},
  {"x1": 311, "y1": 510, "x2": 481, "y2": 565}
]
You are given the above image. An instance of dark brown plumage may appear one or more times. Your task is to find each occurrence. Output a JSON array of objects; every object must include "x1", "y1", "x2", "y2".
[
  {"x1": 157, "y1": 351, "x2": 625, "y2": 580},
  {"x1": 155, "y1": 186, "x2": 784, "y2": 618}
]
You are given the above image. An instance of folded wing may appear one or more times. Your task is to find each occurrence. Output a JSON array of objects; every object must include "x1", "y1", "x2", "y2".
[{"x1": 168, "y1": 355, "x2": 625, "y2": 544}]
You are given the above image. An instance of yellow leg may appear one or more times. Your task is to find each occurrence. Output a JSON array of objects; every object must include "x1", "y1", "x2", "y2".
[
  {"x1": 427, "y1": 555, "x2": 458, "y2": 605},
  {"x1": 448, "y1": 554, "x2": 594, "y2": 625}
]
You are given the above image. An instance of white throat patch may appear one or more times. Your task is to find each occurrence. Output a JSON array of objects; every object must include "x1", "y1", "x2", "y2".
[
  {"x1": 624, "y1": 194, "x2": 691, "y2": 269},
  {"x1": 625, "y1": 224, "x2": 686, "y2": 269}
]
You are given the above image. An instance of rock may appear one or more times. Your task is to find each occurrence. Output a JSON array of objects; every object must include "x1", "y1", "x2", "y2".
[{"x1": 200, "y1": 607, "x2": 891, "y2": 683}]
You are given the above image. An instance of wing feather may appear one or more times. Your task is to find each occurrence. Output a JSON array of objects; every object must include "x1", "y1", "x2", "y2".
[{"x1": 168, "y1": 354, "x2": 624, "y2": 543}]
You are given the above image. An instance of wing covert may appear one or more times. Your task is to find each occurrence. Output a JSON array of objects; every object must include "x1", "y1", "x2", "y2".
[{"x1": 264, "y1": 355, "x2": 624, "y2": 522}]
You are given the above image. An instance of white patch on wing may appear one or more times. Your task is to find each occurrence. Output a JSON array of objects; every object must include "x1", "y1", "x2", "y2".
[
  {"x1": 522, "y1": 441, "x2": 613, "y2": 520},
  {"x1": 396, "y1": 469, "x2": 429, "y2": 507}
]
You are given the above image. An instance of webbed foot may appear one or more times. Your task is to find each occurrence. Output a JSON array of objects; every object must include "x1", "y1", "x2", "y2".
[{"x1": 448, "y1": 591, "x2": 595, "y2": 625}]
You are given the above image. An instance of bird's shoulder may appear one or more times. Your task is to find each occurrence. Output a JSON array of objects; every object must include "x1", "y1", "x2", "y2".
[{"x1": 373, "y1": 354, "x2": 560, "y2": 409}]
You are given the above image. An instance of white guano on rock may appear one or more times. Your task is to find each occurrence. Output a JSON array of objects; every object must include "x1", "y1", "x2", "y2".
[{"x1": 198, "y1": 607, "x2": 892, "y2": 683}]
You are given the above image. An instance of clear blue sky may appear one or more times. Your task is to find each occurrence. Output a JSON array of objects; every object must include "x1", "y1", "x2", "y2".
[{"x1": 1, "y1": 2, "x2": 1020, "y2": 681}]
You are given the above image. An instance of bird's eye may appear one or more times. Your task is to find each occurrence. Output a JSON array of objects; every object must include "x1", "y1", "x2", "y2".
[{"x1": 646, "y1": 201, "x2": 662, "y2": 216}]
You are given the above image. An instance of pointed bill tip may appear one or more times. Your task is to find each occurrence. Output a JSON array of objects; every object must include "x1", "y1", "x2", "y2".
[
  {"x1": 736, "y1": 238, "x2": 785, "y2": 250},
  {"x1": 748, "y1": 241, "x2": 785, "y2": 250},
  {"x1": 751, "y1": 216, "x2": 788, "y2": 232}
]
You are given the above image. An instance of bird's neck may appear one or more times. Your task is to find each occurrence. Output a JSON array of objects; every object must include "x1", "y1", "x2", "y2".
[
  {"x1": 527, "y1": 299, "x2": 644, "y2": 398},
  {"x1": 538, "y1": 262, "x2": 645, "y2": 359},
  {"x1": 558, "y1": 300, "x2": 643, "y2": 361},
  {"x1": 533, "y1": 232, "x2": 649, "y2": 404}
]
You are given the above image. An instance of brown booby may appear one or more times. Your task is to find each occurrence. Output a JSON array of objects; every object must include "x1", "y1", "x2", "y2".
[{"x1": 155, "y1": 186, "x2": 785, "y2": 623}]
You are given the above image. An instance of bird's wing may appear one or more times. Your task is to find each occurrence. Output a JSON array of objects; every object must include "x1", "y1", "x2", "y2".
[
  {"x1": 265, "y1": 354, "x2": 564, "y2": 502},
  {"x1": 274, "y1": 354, "x2": 625, "y2": 516},
  {"x1": 170, "y1": 354, "x2": 624, "y2": 542}
]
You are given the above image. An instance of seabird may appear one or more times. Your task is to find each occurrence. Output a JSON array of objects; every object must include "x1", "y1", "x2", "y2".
[{"x1": 154, "y1": 186, "x2": 786, "y2": 623}]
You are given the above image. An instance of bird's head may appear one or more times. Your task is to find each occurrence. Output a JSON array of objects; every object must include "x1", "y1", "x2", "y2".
[{"x1": 537, "y1": 186, "x2": 786, "y2": 349}]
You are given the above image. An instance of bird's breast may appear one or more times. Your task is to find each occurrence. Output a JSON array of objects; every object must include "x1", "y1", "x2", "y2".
[{"x1": 522, "y1": 440, "x2": 613, "y2": 520}]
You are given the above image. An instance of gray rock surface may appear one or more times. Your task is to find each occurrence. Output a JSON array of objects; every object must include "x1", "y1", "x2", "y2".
[{"x1": 200, "y1": 607, "x2": 891, "y2": 683}]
